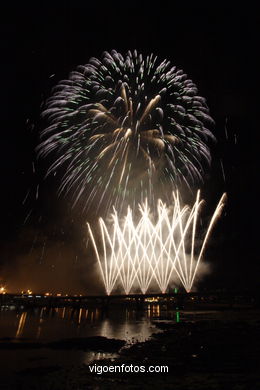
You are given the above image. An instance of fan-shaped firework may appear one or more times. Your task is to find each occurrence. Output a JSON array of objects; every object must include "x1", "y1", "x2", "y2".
[
  {"x1": 38, "y1": 50, "x2": 215, "y2": 213},
  {"x1": 88, "y1": 191, "x2": 226, "y2": 295}
]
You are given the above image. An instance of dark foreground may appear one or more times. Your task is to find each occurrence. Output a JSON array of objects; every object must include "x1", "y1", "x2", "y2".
[{"x1": 1, "y1": 309, "x2": 260, "y2": 390}]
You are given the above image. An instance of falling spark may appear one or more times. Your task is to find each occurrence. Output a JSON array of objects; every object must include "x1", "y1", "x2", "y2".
[
  {"x1": 220, "y1": 159, "x2": 226, "y2": 182},
  {"x1": 88, "y1": 191, "x2": 226, "y2": 295},
  {"x1": 36, "y1": 184, "x2": 39, "y2": 200},
  {"x1": 224, "y1": 117, "x2": 229, "y2": 140},
  {"x1": 22, "y1": 189, "x2": 31, "y2": 205},
  {"x1": 23, "y1": 209, "x2": 33, "y2": 225}
]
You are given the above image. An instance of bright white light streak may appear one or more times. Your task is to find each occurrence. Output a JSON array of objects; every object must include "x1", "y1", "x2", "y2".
[{"x1": 88, "y1": 191, "x2": 226, "y2": 295}]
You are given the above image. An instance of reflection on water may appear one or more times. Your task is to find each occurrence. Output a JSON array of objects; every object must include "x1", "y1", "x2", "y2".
[
  {"x1": 0, "y1": 304, "x2": 223, "y2": 374},
  {"x1": 15, "y1": 312, "x2": 27, "y2": 338},
  {"x1": 0, "y1": 304, "x2": 177, "y2": 371},
  {"x1": 148, "y1": 303, "x2": 160, "y2": 318},
  {"x1": 0, "y1": 304, "x2": 175, "y2": 344}
]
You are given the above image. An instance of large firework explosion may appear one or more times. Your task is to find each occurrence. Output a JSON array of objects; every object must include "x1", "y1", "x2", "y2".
[{"x1": 38, "y1": 50, "x2": 215, "y2": 214}]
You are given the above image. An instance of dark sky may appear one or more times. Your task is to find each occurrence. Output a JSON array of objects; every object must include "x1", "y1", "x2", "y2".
[{"x1": 0, "y1": 2, "x2": 259, "y2": 293}]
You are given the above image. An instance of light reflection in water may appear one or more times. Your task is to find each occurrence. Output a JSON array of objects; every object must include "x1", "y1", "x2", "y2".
[
  {"x1": 7, "y1": 303, "x2": 179, "y2": 342},
  {"x1": 78, "y1": 308, "x2": 82, "y2": 324},
  {"x1": 15, "y1": 312, "x2": 27, "y2": 338},
  {"x1": 36, "y1": 318, "x2": 43, "y2": 339},
  {"x1": 0, "y1": 304, "x2": 183, "y2": 368}
]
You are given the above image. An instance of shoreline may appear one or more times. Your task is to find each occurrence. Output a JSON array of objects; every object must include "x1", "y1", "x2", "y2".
[{"x1": 1, "y1": 308, "x2": 259, "y2": 389}]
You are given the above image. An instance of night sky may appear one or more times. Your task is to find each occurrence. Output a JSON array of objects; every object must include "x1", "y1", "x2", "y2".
[{"x1": 0, "y1": 3, "x2": 259, "y2": 293}]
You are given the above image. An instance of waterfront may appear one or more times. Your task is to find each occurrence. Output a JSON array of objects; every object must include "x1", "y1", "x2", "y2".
[{"x1": 0, "y1": 299, "x2": 259, "y2": 389}]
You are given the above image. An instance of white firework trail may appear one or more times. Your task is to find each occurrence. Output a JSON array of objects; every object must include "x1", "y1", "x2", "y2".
[{"x1": 88, "y1": 191, "x2": 226, "y2": 295}]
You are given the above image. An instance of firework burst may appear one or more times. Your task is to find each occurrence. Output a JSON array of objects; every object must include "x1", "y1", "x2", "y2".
[{"x1": 38, "y1": 50, "x2": 215, "y2": 214}]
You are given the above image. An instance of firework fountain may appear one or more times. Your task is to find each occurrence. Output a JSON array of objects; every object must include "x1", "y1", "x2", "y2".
[{"x1": 88, "y1": 191, "x2": 226, "y2": 295}]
